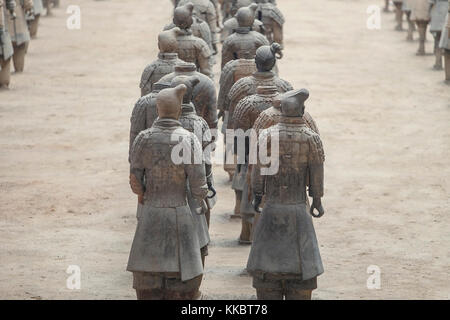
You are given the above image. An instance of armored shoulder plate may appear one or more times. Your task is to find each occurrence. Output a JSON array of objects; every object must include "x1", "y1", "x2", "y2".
[
  {"x1": 274, "y1": 76, "x2": 293, "y2": 93},
  {"x1": 139, "y1": 63, "x2": 157, "y2": 92},
  {"x1": 308, "y1": 131, "x2": 325, "y2": 163},
  {"x1": 233, "y1": 94, "x2": 275, "y2": 131},
  {"x1": 265, "y1": 4, "x2": 285, "y2": 26},
  {"x1": 303, "y1": 111, "x2": 320, "y2": 135},
  {"x1": 228, "y1": 76, "x2": 256, "y2": 111},
  {"x1": 253, "y1": 107, "x2": 280, "y2": 132}
]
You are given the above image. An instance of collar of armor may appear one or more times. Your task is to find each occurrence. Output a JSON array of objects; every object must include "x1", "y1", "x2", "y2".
[
  {"x1": 181, "y1": 103, "x2": 196, "y2": 114},
  {"x1": 235, "y1": 27, "x2": 252, "y2": 34},
  {"x1": 252, "y1": 71, "x2": 275, "y2": 80},
  {"x1": 158, "y1": 52, "x2": 179, "y2": 60},
  {"x1": 280, "y1": 116, "x2": 306, "y2": 125},
  {"x1": 154, "y1": 118, "x2": 182, "y2": 128}
]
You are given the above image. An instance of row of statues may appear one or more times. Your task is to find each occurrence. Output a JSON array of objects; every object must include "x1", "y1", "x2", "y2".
[
  {"x1": 387, "y1": 0, "x2": 450, "y2": 80},
  {"x1": 127, "y1": 0, "x2": 325, "y2": 300},
  {"x1": 0, "y1": 0, "x2": 58, "y2": 89}
]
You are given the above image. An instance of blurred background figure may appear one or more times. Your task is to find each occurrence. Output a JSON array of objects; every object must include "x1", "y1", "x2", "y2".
[
  {"x1": 5, "y1": 0, "x2": 33, "y2": 72},
  {"x1": 429, "y1": 0, "x2": 449, "y2": 69},
  {"x1": 28, "y1": 0, "x2": 43, "y2": 38},
  {"x1": 0, "y1": 0, "x2": 14, "y2": 89}
]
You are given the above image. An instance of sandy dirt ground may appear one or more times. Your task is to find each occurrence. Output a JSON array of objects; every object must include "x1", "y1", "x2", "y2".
[{"x1": 0, "y1": 0, "x2": 449, "y2": 300}]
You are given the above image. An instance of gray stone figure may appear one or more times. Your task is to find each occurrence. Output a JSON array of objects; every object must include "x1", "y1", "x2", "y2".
[
  {"x1": 28, "y1": 0, "x2": 42, "y2": 38},
  {"x1": 0, "y1": 0, "x2": 14, "y2": 89},
  {"x1": 160, "y1": 62, "x2": 218, "y2": 128},
  {"x1": 171, "y1": 3, "x2": 213, "y2": 77},
  {"x1": 221, "y1": 2, "x2": 265, "y2": 42},
  {"x1": 127, "y1": 84, "x2": 208, "y2": 300},
  {"x1": 411, "y1": 0, "x2": 431, "y2": 55},
  {"x1": 393, "y1": 1, "x2": 405, "y2": 30},
  {"x1": 439, "y1": 3, "x2": 449, "y2": 80},
  {"x1": 171, "y1": 75, "x2": 216, "y2": 235},
  {"x1": 429, "y1": 0, "x2": 449, "y2": 69},
  {"x1": 5, "y1": 0, "x2": 32, "y2": 72},
  {"x1": 254, "y1": 0, "x2": 284, "y2": 46},
  {"x1": 247, "y1": 89, "x2": 325, "y2": 300},
  {"x1": 165, "y1": 7, "x2": 214, "y2": 53},
  {"x1": 227, "y1": 43, "x2": 292, "y2": 217},
  {"x1": 178, "y1": 0, "x2": 219, "y2": 53},
  {"x1": 232, "y1": 85, "x2": 279, "y2": 244},
  {"x1": 403, "y1": 0, "x2": 416, "y2": 41},
  {"x1": 140, "y1": 28, "x2": 184, "y2": 97},
  {"x1": 221, "y1": 4, "x2": 269, "y2": 68}
]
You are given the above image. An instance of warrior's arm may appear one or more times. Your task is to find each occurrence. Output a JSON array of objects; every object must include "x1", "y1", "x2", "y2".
[
  {"x1": 129, "y1": 133, "x2": 146, "y2": 203},
  {"x1": 185, "y1": 134, "x2": 209, "y2": 201},
  {"x1": 217, "y1": 62, "x2": 234, "y2": 111},
  {"x1": 129, "y1": 99, "x2": 147, "y2": 161},
  {"x1": 308, "y1": 134, "x2": 325, "y2": 217},
  {"x1": 221, "y1": 41, "x2": 233, "y2": 69},
  {"x1": 200, "y1": 83, "x2": 218, "y2": 128},
  {"x1": 197, "y1": 42, "x2": 213, "y2": 78},
  {"x1": 272, "y1": 23, "x2": 283, "y2": 47}
]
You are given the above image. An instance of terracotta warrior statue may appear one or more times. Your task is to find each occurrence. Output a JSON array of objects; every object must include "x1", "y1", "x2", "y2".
[
  {"x1": 218, "y1": 51, "x2": 256, "y2": 182},
  {"x1": 226, "y1": 43, "x2": 292, "y2": 217},
  {"x1": 221, "y1": 4, "x2": 269, "y2": 68},
  {"x1": 166, "y1": 3, "x2": 215, "y2": 54},
  {"x1": 440, "y1": 1, "x2": 450, "y2": 80},
  {"x1": 171, "y1": 3, "x2": 213, "y2": 78},
  {"x1": 429, "y1": 0, "x2": 449, "y2": 69},
  {"x1": 160, "y1": 62, "x2": 218, "y2": 128},
  {"x1": 248, "y1": 90, "x2": 320, "y2": 241},
  {"x1": 178, "y1": 0, "x2": 219, "y2": 54},
  {"x1": 127, "y1": 84, "x2": 208, "y2": 300},
  {"x1": 170, "y1": 75, "x2": 215, "y2": 267},
  {"x1": 5, "y1": 0, "x2": 33, "y2": 72},
  {"x1": 402, "y1": 0, "x2": 416, "y2": 41},
  {"x1": 393, "y1": 1, "x2": 405, "y2": 30},
  {"x1": 247, "y1": 89, "x2": 325, "y2": 300},
  {"x1": 253, "y1": 0, "x2": 284, "y2": 46},
  {"x1": 411, "y1": 0, "x2": 431, "y2": 55},
  {"x1": 140, "y1": 28, "x2": 184, "y2": 97},
  {"x1": 221, "y1": 2, "x2": 265, "y2": 42},
  {"x1": 0, "y1": 0, "x2": 14, "y2": 89},
  {"x1": 232, "y1": 85, "x2": 279, "y2": 244}
]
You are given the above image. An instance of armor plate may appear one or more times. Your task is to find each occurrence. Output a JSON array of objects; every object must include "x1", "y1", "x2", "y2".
[{"x1": 221, "y1": 28, "x2": 269, "y2": 68}]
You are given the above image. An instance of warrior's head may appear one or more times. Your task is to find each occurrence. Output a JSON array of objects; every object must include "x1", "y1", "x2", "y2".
[
  {"x1": 280, "y1": 89, "x2": 310, "y2": 118},
  {"x1": 158, "y1": 28, "x2": 179, "y2": 53},
  {"x1": 156, "y1": 84, "x2": 187, "y2": 120},
  {"x1": 255, "y1": 42, "x2": 283, "y2": 72},
  {"x1": 173, "y1": 2, "x2": 194, "y2": 29},
  {"x1": 231, "y1": 0, "x2": 253, "y2": 16},
  {"x1": 236, "y1": 4, "x2": 258, "y2": 28},
  {"x1": 170, "y1": 75, "x2": 200, "y2": 104}
]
